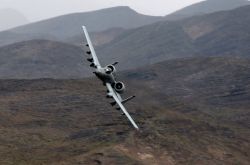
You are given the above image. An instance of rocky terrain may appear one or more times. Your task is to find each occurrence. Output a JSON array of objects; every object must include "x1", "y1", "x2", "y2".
[
  {"x1": 98, "y1": 5, "x2": 250, "y2": 69},
  {"x1": 0, "y1": 57, "x2": 249, "y2": 164},
  {"x1": 1, "y1": 5, "x2": 250, "y2": 79},
  {"x1": 0, "y1": 1, "x2": 250, "y2": 164}
]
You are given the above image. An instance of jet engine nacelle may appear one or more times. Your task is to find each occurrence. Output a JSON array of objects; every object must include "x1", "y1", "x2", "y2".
[
  {"x1": 105, "y1": 65, "x2": 116, "y2": 74},
  {"x1": 114, "y1": 81, "x2": 125, "y2": 93}
]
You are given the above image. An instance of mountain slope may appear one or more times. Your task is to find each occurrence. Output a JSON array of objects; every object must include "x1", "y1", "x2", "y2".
[
  {"x1": 183, "y1": 5, "x2": 250, "y2": 57},
  {"x1": 5, "y1": 7, "x2": 161, "y2": 40},
  {"x1": 98, "y1": 5, "x2": 250, "y2": 70},
  {"x1": 0, "y1": 40, "x2": 91, "y2": 79},
  {"x1": 11, "y1": 6, "x2": 162, "y2": 35},
  {"x1": 97, "y1": 21, "x2": 196, "y2": 69},
  {"x1": 66, "y1": 27, "x2": 125, "y2": 47},
  {"x1": 0, "y1": 6, "x2": 162, "y2": 47},
  {"x1": 0, "y1": 57, "x2": 249, "y2": 164},
  {"x1": 0, "y1": 9, "x2": 29, "y2": 31},
  {"x1": 166, "y1": 0, "x2": 250, "y2": 20},
  {"x1": 0, "y1": 31, "x2": 57, "y2": 47},
  {"x1": 1, "y1": 1, "x2": 249, "y2": 46},
  {"x1": 1, "y1": 5, "x2": 250, "y2": 79},
  {"x1": 124, "y1": 56, "x2": 250, "y2": 164},
  {"x1": 124, "y1": 57, "x2": 250, "y2": 111}
]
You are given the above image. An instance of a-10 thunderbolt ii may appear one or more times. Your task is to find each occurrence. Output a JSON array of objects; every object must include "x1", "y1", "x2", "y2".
[{"x1": 82, "y1": 26, "x2": 139, "y2": 130}]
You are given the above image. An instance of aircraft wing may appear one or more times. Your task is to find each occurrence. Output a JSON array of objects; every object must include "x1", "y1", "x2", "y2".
[
  {"x1": 82, "y1": 26, "x2": 101, "y2": 69},
  {"x1": 106, "y1": 83, "x2": 139, "y2": 130}
]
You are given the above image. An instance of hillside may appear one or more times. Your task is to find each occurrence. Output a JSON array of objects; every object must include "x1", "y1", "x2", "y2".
[
  {"x1": 0, "y1": 9, "x2": 29, "y2": 31},
  {"x1": 166, "y1": 0, "x2": 250, "y2": 20},
  {"x1": 66, "y1": 27, "x2": 125, "y2": 47},
  {"x1": 97, "y1": 21, "x2": 196, "y2": 69},
  {"x1": 1, "y1": 1, "x2": 249, "y2": 47},
  {"x1": 98, "y1": 5, "x2": 250, "y2": 70},
  {"x1": 0, "y1": 27, "x2": 124, "y2": 48},
  {"x1": 0, "y1": 40, "x2": 91, "y2": 79},
  {"x1": 123, "y1": 57, "x2": 250, "y2": 112},
  {"x1": 11, "y1": 6, "x2": 162, "y2": 36},
  {"x1": 1, "y1": 1, "x2": 248, "y2": 47},
  {"x1": 0, "y1": 31, "x2": 57, "y2": 47},
  {"x1": 1, "y1": 5, "x2": 250, "y2": 79},
  {"x1": 0, "y1": 57, "x2": 249, "y2": 164},
  {"x1": 0, "y1": 6, "x2": 163, "y2": 47},
  {"x1": 183, "y1": 5, "x2": 250, "y2": 57}
]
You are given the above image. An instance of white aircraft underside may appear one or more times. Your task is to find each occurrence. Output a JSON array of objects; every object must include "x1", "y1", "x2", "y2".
[{"x1": 82, "y1": 26, "x2": 139, "y2": 130}]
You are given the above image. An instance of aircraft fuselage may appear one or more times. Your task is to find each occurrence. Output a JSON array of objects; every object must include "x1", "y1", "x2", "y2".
[{"x1": 94, "y1": 67, "x2": 116, "y2": 85}]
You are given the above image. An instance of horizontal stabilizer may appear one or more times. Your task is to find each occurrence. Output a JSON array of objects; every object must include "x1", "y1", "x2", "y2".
[
  {"x1": 122, "y1": 96, "x2": 136, "y2": 104},
  {"x1": 112, "y1": 62, "x2": 119, "y2": 66}
]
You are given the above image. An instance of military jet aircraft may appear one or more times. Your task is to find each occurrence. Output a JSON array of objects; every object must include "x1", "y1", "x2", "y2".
[{"x1": 82, "y1": 26, "x2": 139, "y2": 130}]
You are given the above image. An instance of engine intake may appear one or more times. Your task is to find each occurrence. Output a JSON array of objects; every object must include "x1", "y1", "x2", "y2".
[
  {"x1": 105, "y1": 65, "x2": 116, "y2": 74},
  {"x1": 114, "y1": 81, "x2": 125, "y2": 93}
]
